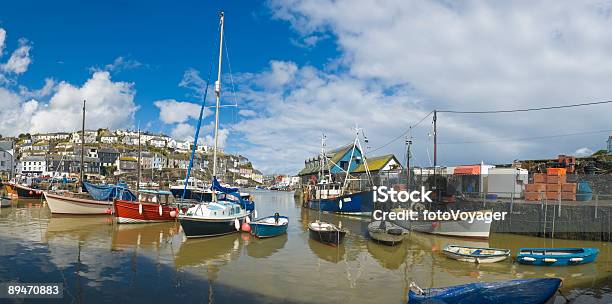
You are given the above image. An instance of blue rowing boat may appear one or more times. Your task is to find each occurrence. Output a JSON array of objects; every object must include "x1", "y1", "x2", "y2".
[
  {"x1": 408, "y1": 278, "x2": 561, "y2": 304},
  {"x1": 517, "y1": 247, "x2": 599, "y2": 266},
  {"x1": 250, "y1": 213, "x2": 289, "y2": 238}
]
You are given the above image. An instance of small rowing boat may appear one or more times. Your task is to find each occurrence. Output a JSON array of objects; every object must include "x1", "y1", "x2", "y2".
[
  {"x1": 517, "y1": 247, "x2": 599, "y2": 266},
  {"x1": 368, "y1": 220, "x2": 404, "y2": 246},
  {"x1": 309, "y1": 220, "x2": 346, "y2": 246},
  {"x1": 408, "y1": 278, "x2": 562, "y2": 304},
  {"x1": 442, "y1": 245, "x2": 510, "y2": 263},
  {"x1": 250, "y1": 213, "x2": 289, "y2": 238}
]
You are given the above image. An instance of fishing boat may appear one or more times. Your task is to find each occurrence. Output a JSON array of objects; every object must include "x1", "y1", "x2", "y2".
[
  {"x1": 114, "y1": 190, "x2": 179, "y2": 224},
  {"x1": 408, "y1": 278, "x2": 562, "y2": 304},
  {"x1": 4, "y1": 181, "x2": 17, "y2": 198},
  {"x1": 308, "y1": 134, "x2": 347, "y2": 246},
  {"x1": 517, "y1": 247, "x2": 599, "y2": 266},
  {"x1": 367, "y1": 220, "x2": 404, "y2": 246},
  {"x1": 178, "y1": 12, "x2": 255, "y2": 238},
  {"x1": 442, "y1": 245, "x2": 510, "y2": 263},
  {"x1": 305, "y1": 128, "x2": 375, "y2": 216},
  {"x1": 45, "y1": 180, "x2": 136, "y2": 215},
  {"x1": 250, "y1": 213, "x2": 289, "y2": 238}
]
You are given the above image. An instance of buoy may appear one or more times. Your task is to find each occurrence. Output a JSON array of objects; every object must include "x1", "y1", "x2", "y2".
[
  {"x1": 253, "y1": 210, "x2": 258, "y2": 218},
  {"x1": 234, "y1": 219, "x2": 240, "y2": 231},
  {"x1": 245, "y1": 216, "x2": 250, "y2": 223},
  {"x1": 29, "y1": 191, "x2": 33, "y2": 195},
  {"x1": 241, "y1": 222, "x2": 251, "y2": 232},
  {"x1": 339, "y1": 200, "x2": 343, "y2": 209},
  {"x1": 158, "y1": 205, "x2": 163, "y2": 216},
  {"x1": 105, "y1": 208, "x2": 112, "y2": 215},
  {"x1": 522, "y1": 257, "x2": 536, "y2": 262},
  {"x1": 543, "y1": 258, "x2": 557, "y2": 263},
  {"x1": 138, "y1": 203, "x2": 143, "y2": 215},
  {"x1": 170, "y1": 210, "x2": 177, "y2": 218}
]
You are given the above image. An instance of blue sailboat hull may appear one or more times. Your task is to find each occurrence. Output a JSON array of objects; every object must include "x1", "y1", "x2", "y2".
[
  {"x1": 517, "y1": 247, "x2": 599, "y2": 266},
  {"x1": 250, "y1": 216, "x2": 289, "y2": 238},
  {"x1": 308, "y1": 190, "x2": 374, "y2": 215},
  {"x1": 408, "y1": 278, "x2": 561, "y2": 304}
]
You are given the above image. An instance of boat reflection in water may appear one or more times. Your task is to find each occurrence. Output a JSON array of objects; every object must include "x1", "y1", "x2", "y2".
[
  {"x1": 366, "y1": 240, "x2": 408, "y2": 270},
  {"x1": 111, "y1": 222, "x2": 180, "y2": 251},
  {"x1": 307, "y1": 238, "x2": 346, "y2": 263},
  {"x1": 245, "y1": 233, "x2": 288, "y2": 259},
  {"x1": 45, "y1": 215, "x2": 113, "y2": 242}
]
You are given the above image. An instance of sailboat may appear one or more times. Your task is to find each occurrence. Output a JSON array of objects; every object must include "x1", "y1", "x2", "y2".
[
  {"x1": 44, "y1": 100, "x2": 137, "y2": 215},
  {"x1": 178, "y1": 12, "x2": 255, "y2": 238},
  {"x1": 308, "y1": 134, "x2": 347, "y2": 246}
]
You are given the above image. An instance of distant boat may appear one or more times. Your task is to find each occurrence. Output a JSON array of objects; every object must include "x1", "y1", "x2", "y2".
[
  {"x1": 114, "y1": 190, "x2": 179, "y2": 224},
  {"x1": 517, "y1": 247, "x2": 599, "y2": 266},
  {"x1": 367, "y1": 220, "x2": 404, "y2": 246},
  {"x1": 408, "y1": 278, "x2": 562, "y2": 304},
  {"x1": 249, "y1": 213, "x2": 289, "y2": 238},
  {"x1": 442, "y1": 245, "x2": 510, "y2": 263}
]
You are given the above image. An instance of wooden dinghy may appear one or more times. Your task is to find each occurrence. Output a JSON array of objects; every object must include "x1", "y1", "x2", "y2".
[
  {"x1": 368, "y1": 220, "x2": 404, "y2": 246},
  {"x1": 309, "y1": 220, "x2": 346, "y2": 246},
  {"x1": 442, "y1": 245, "x2": 510, "y2": 263},
  {"x1": 517, "y1": 247, "x2": 599, "y2": 266}
]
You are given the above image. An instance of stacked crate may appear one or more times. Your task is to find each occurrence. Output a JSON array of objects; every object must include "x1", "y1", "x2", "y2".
[
  {"x1": 525, "y1": 173, "x2": 547, "y2": 201},
  {"x1": 561, "y1": 181, "x2": 577, "y2": 201}
]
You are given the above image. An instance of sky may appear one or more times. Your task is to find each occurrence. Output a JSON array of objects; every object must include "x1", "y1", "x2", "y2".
[{"x1": 1, "y1": 0, "x2": 611, "y2": 174}]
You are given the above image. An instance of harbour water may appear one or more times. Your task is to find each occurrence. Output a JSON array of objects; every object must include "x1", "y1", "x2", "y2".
[{"x1": 0, "y1": 190, "x2": 610, "y2": 303}]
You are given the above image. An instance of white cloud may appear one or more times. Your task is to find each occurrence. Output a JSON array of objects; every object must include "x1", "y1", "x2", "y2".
[
  {"x1": 0, "y1": 28, "x2": 6, "y2": 56},
  {"x1": 169, "y1": 121, "x2": 229, "y2": 149},
  {"x1": 104, "y1": 56, "x2": 142, "y2": 72},
  {"x1": 573, "y1": 147, "x2": 594, "y2": 157},
  {"x1": 250, "y1": 0, "x2": 612, "y2": 172},
  {"x1": 154, "y1": 99, "x2": 210, "y2": 124},
  {"x1": 238, "y1": 109, "x2": 257, "y2": 117},
  {"x1": 23, "y1": 71, "x2": 138, "y2": 134},
  {"x1": 179, "y1": 68, "x2": 209, "y2": 99},
  {"x1": 1, "y1": 38, "x2": 32, "y2": 74},
  {"x1": 19, "y1": 78, "x2": 56, "y2": 99}
]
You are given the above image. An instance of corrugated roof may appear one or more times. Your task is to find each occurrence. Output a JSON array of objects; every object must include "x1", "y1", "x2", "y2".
[{"x1": 352, "y1": 154, "x2": 401, "y2": 173}]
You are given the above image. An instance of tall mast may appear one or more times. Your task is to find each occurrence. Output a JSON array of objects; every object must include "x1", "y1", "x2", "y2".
[
  {"x1": 212, "y1": 11, "x2": 225, "y2": 202},
  {"x1": 433, "y1": 110, "x2": 437, "y2": 202},
  {"x1": 80, "y1": 100, "x2": 86, "y2": 186},
  {"x1": 137, "y1": 124, "x2": 141, "y2": 190}
]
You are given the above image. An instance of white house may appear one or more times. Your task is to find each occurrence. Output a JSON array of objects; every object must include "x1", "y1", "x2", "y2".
[
  {"x1": 71, "y1": 130, "x2": 98, "y2": 143},
  {"x1": 176, "y1": 141, "x2": 191, "y2": 153},
  {"x1": 19, "y1": 155, "x2": 47, "y2": 177},
  {"x1": 31, "y1": 132, "x2": 71, "y2": 142},
  {"x1": 100, "y1": 135, "x2": 118, "y2": 144}
]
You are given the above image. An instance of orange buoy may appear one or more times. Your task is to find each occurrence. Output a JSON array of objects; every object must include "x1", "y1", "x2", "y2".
[
  {"x1": 170, "y1": 209, "x2": 177, "y2": 218},
  {"x1": 241, "y1": 222, "x2": 251, "y2": 232}
]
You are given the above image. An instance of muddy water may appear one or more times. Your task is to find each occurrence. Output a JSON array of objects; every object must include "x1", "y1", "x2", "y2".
[{"x1": 0, "y1": 191, "x2": 609, "y2": 303}]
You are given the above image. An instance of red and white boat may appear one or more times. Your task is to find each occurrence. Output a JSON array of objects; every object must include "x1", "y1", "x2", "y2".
[
  {"x1": 44, "y1": 191, "x2": 114, "y2": 215},
  {"x1": 114, "y1": 190, "x2": 179, "y2": 224}
]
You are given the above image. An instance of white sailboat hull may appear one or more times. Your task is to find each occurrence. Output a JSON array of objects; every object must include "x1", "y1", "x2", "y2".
[{"x1": 44, "y1": 192, "x2": 112, "y2": 215}]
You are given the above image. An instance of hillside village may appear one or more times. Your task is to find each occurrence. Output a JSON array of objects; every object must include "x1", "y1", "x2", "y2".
[{"x1": 0, "y1": 129, "x2": 265, "y2": 187}]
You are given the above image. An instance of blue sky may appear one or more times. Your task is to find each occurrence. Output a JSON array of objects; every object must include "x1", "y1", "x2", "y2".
[{"x1": 1, "y1": 1, "x2": 611, "y2": 174}]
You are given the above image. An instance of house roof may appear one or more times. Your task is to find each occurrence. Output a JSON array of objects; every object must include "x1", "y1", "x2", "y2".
[
  {"x1": 352, "y1": 154, "x2": 401, "y2": 173},
  {"x1": 297, "y1": 144, "x2": 359, "y2": 176}
]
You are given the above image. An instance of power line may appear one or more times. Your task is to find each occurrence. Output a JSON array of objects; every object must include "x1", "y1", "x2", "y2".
[
  {"x1": 369, "y1": 111, "x2": 433, "y2": 153},
  {"x1": 439, "y1": 129, "x2": 612, "y2": 145},
  {"x1": 438, "y1": 100, "x2": 612, "y2": 114}
]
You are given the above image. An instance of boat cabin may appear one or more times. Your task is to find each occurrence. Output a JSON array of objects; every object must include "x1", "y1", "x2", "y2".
[{"x1": 138, "y1": 189, "x2": 175, "y2": 205}]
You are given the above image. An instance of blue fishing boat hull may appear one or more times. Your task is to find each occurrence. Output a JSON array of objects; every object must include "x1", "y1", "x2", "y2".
[
  {"x1": 308, "y1": 190, "x2": 374, "y2": 215},
  {"x1": 179, "y1": 216, "x2": 248, "y2": 238},
  {"x1": 517, "y1": 247, "x2": 599, "y2": 266},
  {"x1": 408, "y1": 278, "x2": 561, "y2": 304},
  {"x1": 250, "y1": 216, "x2": 289, "y2": 238}
]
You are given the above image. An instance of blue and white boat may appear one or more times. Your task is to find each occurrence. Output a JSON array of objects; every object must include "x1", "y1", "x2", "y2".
[
  {"x1": 308, "y1": 190, "x2": 374, "y2": 216},
  {"x1": 250, "y1": 213, "x2": 289, "y2": 238},
  {"x1": 408, "y1": 278, "x2": 562, "y2": 304},
  {"x1": 517, "y1": 247, "x2": 599, "y2": 266}
]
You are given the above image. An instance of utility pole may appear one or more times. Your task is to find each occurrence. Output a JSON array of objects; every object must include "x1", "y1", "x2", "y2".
[
  {"x1": 80, "y1": 100, "x2": 86, "y2": 188},
  {"x1": 405, "y1": 131, "x2": 412, "y2": 191},
  {"x1": 433, "y1": 109, "x2": 437, "y2": 203}
]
